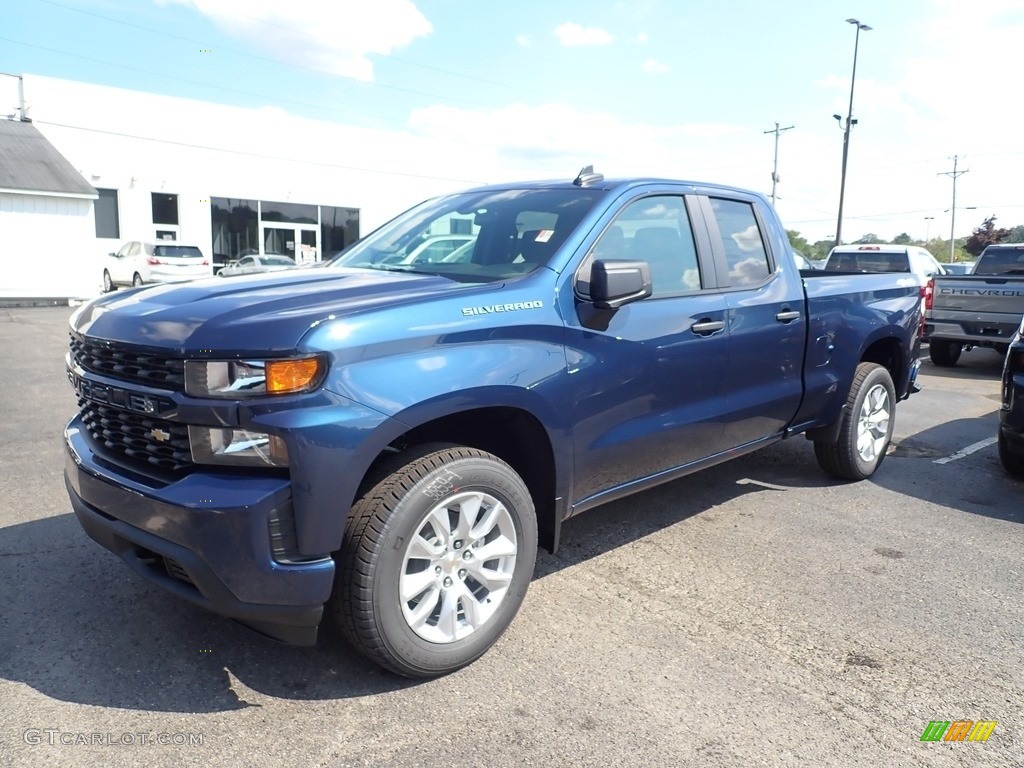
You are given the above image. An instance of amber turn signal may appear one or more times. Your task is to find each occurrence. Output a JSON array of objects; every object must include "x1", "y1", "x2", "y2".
[{"x1": 265, "y1": 357, "x2": 323, "y2": 394}]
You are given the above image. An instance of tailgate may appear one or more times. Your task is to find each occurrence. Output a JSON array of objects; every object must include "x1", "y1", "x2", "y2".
[{"x1": 932, "y1": 277, "x2": 1024, "y2": 314}]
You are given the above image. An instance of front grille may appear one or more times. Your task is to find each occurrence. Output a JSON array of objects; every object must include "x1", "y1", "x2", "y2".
[
  {"x1": 79, "y1": 399, "x2": 192, "y2": 472},
  {"x1": 70, "y1": 333, "x2": 185, "y2": 389}
]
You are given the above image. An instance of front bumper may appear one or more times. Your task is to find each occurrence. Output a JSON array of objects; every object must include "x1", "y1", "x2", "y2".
[{"x1": 64, "y1": 417, "x2": 334, "y2": 644}]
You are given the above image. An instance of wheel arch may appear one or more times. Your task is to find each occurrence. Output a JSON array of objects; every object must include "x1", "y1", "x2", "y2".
[{"x1": 358, "y1": 394, "x2": 568, "y2": 554}]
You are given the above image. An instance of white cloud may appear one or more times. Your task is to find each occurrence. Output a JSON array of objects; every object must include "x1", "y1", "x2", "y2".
[
  {"x1": 554, "y1": 22, "x2": 613, "y2": 47},
  {"x1": 642, "y1": 58, "x2": 669, "y2": 74},
  {"x1": 159, "y1": 0, "x2": 432, "y2": 80},
  {"x1": 635, "y1": 32, "x2": 648, "y2": 43},
  {"x1": 515, "y1": 34, "x2": 531, "y2": 47}
]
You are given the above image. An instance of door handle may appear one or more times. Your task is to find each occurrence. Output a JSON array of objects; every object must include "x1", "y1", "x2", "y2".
[
  {"x1": 775, "y1": 309, "x2": 801, "y2": 323},
  {"x1": 691, "y1": 319, "x2": 725, "y2": 336}
]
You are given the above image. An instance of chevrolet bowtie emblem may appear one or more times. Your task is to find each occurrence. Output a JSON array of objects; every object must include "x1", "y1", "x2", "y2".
[{"x1": 151, "y1": 428, "x2": 171, "y2": 442}]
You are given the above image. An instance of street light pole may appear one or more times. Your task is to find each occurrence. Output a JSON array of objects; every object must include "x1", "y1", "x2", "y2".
[
  {"x1": 924, "y1": 216, "x2": 934, "y2": 242},
  {"x1": 834, "y1": 18, "x2": 871, "y2": 249}
]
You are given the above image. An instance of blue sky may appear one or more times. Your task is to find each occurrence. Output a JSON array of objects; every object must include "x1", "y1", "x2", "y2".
[{"x1": 3, "y1": 0, "x2": 1023, "y2": 244}]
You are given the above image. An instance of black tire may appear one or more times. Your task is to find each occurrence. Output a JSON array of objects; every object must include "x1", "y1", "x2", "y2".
[
  {"x1": 998, "y1": 430, "x2": 1024, "y2": 479},
  {"x1": 332, "y1": 444, "x2": 538, "y2": 677},
  {"x1": 929, "y1": 339, "x2": 962, "y2": 366},
  {"x1": 102, "y1": 270, "x2": 116, "y2": 292},
  {"x1": 815, "y1": 362, "x2": 896, "y2": 480},
  {"x1": 132, "y1": 272, "x2": 144, "y2": 287}
]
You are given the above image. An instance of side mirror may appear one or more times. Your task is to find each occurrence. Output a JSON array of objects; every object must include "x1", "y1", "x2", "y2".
[
  {"x1": 108, "y1": 252, "x2": 117, "y2": 257},
  {"x1": 590, "y1": 259, "x2": 652, "y2": 309}
]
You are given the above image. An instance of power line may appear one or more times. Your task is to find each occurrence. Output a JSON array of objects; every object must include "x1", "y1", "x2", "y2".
[
  {"x1": 29, "y1": 0, "x2": 595, "y2": 110},
  {"x1": 33, "y1": 119, "x2": 487, "y2": 185}
]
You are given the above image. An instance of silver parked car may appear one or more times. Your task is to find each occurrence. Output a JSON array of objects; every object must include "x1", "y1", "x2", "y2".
[{"x1": 217, "y1": 254, "x2": 298, "y2": 277}]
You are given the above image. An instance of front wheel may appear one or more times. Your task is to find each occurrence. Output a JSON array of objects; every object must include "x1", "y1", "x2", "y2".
[
  {"x1": 815, "y1": 362, "x2": 896, "y2": 480},
  {"x1": 102, "y1": 270, "x2": 115, "y2": 292},
  {"x1": 331, "y1": 445, "x2": 538, "y2": 677},
  {"x1": 929, "y1": 339, "x2": 962, "y2": 366}
]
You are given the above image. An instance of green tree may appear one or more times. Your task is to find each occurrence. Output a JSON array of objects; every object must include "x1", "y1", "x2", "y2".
[
  {"x1": 893, "y1": 232, "x2": 912, "y2": 245},
  {"x1": 809, "y1": 239, "x2": 835, "y2": 260},
  {"x1": 1009, "y1": 225, "x2": 1024, "y2": 242},
  {"x1": 964, "y1": 215, "x2": 1012, "y2": 257},
  {"x1": 853, "y1": 233, "x2": 882, "y2": 244},
  {"x1": 786, "y1": 230, "x2": 810, "y2": 253}
]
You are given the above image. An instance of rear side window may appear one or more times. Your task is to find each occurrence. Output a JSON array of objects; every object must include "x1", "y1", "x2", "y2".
[
  {"x1": 825, "y1": 251, "x2": 910, "y2": 273},
  {"x1": 153, "y1": 245, "x2": 203, "y2": 259},
  {"x1": 975, "y1": 246, "x2": 1024, "y2": 275},
  {"x1": 707, "y1": 199, "x2": 771, "y2": 286}
]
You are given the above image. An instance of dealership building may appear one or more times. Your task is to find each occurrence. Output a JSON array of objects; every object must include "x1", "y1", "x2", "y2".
[{"x1": 0, "y1": 74, "x2": 473, "y2": 300}]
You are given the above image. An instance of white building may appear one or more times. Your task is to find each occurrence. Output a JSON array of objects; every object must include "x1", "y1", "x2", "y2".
[
  {"x1": 1, "y1": 74, "x2": 477, "y2": 300},
  {"x1": 0, "y1": 118, "x2": 98, "y2": 299}
]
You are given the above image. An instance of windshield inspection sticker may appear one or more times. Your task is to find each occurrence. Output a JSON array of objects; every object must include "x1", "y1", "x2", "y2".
[{"x1": 462, "y1": 300, "x2": 543, "y2": 317}]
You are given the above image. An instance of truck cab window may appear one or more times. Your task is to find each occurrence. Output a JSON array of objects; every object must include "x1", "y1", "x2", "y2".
[{"x1": 579, "y1": 195, "x2": 701, "y2": 298}]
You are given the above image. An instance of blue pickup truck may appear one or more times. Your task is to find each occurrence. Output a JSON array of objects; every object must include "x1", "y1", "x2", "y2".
[{"x1": 64, "y1": 169, "x2": 921, "y2": 677}]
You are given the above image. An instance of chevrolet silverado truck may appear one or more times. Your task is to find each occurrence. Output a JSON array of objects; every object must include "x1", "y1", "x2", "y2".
[
  {"x1": 923, "y1": 243, "x2": 1024, "y2": 366},
  {"x1": 64, "y1": 169, "x2": 922, "y2": 677}
]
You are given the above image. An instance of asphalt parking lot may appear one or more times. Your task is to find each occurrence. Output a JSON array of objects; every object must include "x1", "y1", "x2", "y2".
[{"x1": 1, "y1": 306, "x2": 1021, "y2": 768}]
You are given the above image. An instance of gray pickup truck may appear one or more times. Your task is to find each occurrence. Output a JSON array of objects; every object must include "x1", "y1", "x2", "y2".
[{"x1": 924, "y1": 243, "x2": 1024, "y2": 366}]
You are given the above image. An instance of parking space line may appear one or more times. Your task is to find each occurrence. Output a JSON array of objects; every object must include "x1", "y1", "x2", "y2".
[{"x1": 933, "y1": 437, "x2": 998, "y2": 465}]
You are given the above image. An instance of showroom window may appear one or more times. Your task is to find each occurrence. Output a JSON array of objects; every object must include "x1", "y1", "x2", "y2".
[
  {"x1": 320, "y1": 206, "x2": 360, "y2": 258},
  {"x1": 152, "y1": 193, "x2": 179, "y2": 225},
  {"x1": 94, "y1": 188, "x2": 120, "y2": 238},
  {"x1": 210, "y1": 197, "x2": 258, "y2": 261}
]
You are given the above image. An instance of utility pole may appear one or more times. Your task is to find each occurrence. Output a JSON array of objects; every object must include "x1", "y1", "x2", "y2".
[
  {"x1": 939, "y1": 155, "x2": 969, "y2": 262},
  {"x1": 763, "y1": 122, "x2": 794, "y2": 204}
]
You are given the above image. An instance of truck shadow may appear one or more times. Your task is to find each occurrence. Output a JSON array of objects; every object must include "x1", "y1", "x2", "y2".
[
  {"x1": 2, "y1": 421, "x2": 1017, "y2": 713},
  {"x1": 919, "y1": 348, "x2": 1005, "y2": 380},
  {"x1": 0, "y1": 438, "x2": 838, "y2": 713},
  {"x1": 877, "y1": 411, "x2": 1022, "y2": 524}
]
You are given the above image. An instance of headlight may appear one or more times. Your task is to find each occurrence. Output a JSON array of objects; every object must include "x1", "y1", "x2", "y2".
[
  {"x1": 189, "y1": 426, "x2": 289, "y2": 467},
  {"x1": 184, "y1": 356, "x2": 325, "y2": 397}
]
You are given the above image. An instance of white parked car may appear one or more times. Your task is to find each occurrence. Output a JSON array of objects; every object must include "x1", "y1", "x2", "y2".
[
  {"x1": 103, "y1": 242, "x2": 212, "y2": 291},
  {"x1": 378, "y1": 234, "x2": 476, "y2": 266},
  {"x1": 218, "y1": 253, "x2": 298, "y2": 277}
]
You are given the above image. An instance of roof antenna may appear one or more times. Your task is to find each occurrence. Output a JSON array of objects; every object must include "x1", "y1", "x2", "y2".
[{"x1": 573, "y1": 165, "x2": 604, "y2": 187}]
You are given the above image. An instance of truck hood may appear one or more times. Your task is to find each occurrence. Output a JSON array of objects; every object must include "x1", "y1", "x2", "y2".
[{"x1": 71, "y1": 268, "x2": 481, "y2": 352}]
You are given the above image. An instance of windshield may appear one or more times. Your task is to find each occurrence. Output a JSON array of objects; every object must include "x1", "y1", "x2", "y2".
[
  {"x1": 824, "y1": 250, "x2": 910, "y2": 273},
  {"x1": 975, "y1": 246, "x2": 1024, "y2": 275},
  {"x1": 328, "y1": 187, "x2": 604, "y2": 282}
]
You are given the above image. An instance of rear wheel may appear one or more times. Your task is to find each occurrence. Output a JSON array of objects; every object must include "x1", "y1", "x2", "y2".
[
  {"x1": 929, "y1": 339, "x2": 962, "y2": 366},
  {"x1": 132, "y1": 272, "x2": 144, "y2": 287},
  {"x1": 102, "y1": 270, "x2": 115, "y2": 292},
  {"x1": 332, "y1": 444, "x2": 538, "y2": 677},
  {"x1": 998, "y1": 430, "x2": 1024, "y2": 479},
  {"x1": 815, "y1": 363, "x2": 896, "y2": 480}
]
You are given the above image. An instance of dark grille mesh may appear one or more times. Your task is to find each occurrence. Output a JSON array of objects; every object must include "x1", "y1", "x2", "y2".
[
  {"x1": 79, "y1": 399, "x2": 192, "y2": 472},
  {"x1": 70, "y1": 334, "x2": 185, "y2": 389}
]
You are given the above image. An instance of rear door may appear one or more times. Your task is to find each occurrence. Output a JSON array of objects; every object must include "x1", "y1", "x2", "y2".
[
  {"x1": 694, "y1": 193, "x2": 806, "y2": 448},
  {"x1": 566, "y1": 190, "x2": 732, "y2": 503}
]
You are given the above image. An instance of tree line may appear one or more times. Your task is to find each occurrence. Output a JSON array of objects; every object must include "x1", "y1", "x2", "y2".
[{"x1": 787, "y1": 216, "x2": 1024, "y2": 263}]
